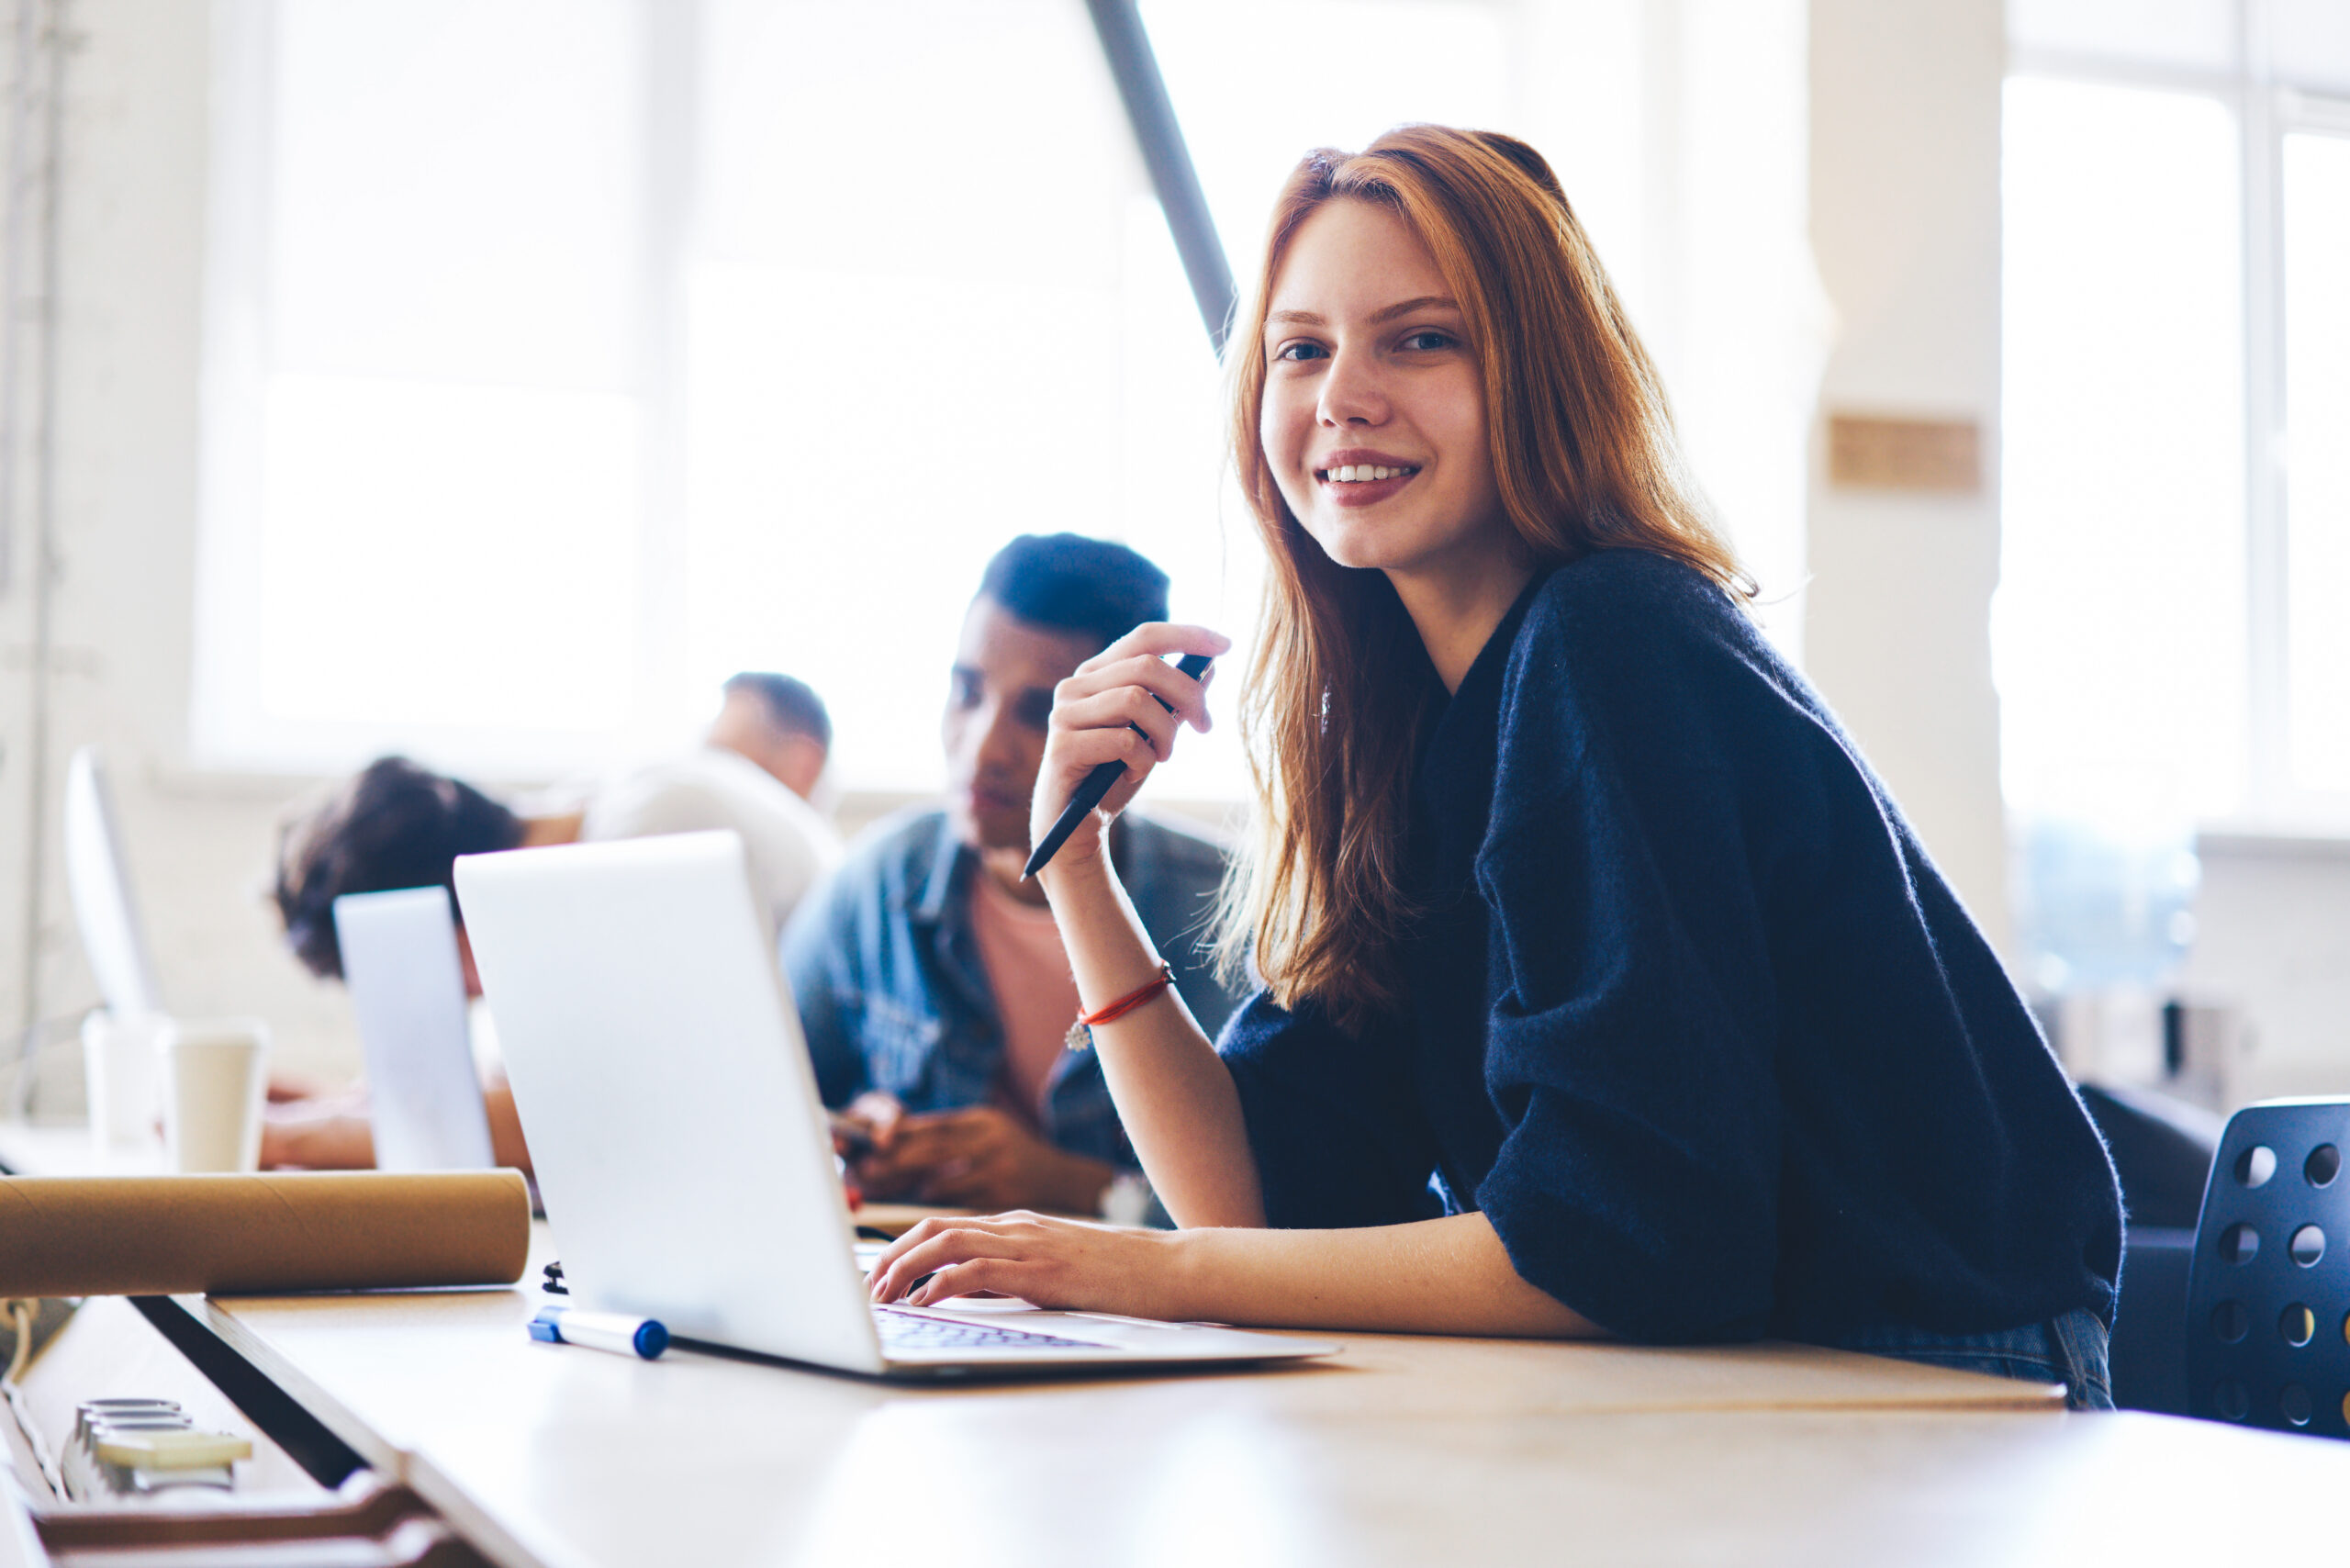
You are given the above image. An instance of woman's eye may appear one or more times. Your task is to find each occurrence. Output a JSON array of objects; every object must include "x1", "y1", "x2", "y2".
[
  {"x1": 1400, "y1": 329, "x2": 1457, "y2": 352},
  {"x1": 1271, "y1": 340, "x2": 1328, "y2": 364}
]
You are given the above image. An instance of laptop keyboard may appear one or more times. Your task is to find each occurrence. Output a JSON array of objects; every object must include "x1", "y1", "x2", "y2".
[{"x1": 873, "y1": 1306, "x2": 1106, "y2": 1352}]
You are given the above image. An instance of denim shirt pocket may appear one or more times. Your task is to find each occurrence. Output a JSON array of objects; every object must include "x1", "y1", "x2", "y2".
[{"x1": 860, "y1": 995, "x2": 946, "y2": 1099}]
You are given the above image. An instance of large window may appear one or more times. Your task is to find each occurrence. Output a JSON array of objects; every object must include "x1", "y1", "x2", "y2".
[
  {"x1": 1998, "y1": 0, "x2": 2350, "y2": 839},
  {"x1": 197, "y1": 0, "x2": 1241, "y2": 792},
  {"x1": 196, "y1": 0, "x2": 1816, "y2": 795},
  {"x1": 1997, "y1": 77, "x2": 2248, "y2": 832},
  {"x1": 1997, "y1": 0, "x2": 2350, "y2": 991},
  {"x1": 2281, "y1": 128, "x2": 2350, "y2": 795}
]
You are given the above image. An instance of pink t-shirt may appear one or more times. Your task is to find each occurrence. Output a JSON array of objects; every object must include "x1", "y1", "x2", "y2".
[{"x1": 968, "y1": 871, "x2": 1081, "y2": 1129}]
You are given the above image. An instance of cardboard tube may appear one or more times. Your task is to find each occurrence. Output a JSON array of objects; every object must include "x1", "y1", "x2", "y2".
[{"x1": 0, "y1": 1171, "x2": 531, "y2": 1297}]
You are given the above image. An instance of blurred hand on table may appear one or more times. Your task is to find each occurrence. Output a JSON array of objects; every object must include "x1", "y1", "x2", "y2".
[
  {"x1": 258, "y1": 1085, "x2": 375, "y2": 1170},
  {"x1": 256, "y1": 1072, "x2": 532, "y2": 1174},
  {"x1": 839, "y1": 1091, "x2": 1113, "y2": 1215}
]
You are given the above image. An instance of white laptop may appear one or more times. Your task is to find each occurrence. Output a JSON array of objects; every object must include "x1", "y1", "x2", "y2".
[
  {"x1": 330, "y1": 887, "x2": 496, "y2": 1172},
  {"x1": 64, "y1": 746, "x2": 163, "y2": 1018},
  {"x1": 450, "y1": 830, "x2": 1337, "y2": 1379}
]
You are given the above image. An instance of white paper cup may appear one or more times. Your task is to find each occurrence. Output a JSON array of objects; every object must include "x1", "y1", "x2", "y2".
[
  {"x1": 82, "y1": 1010, "x2": 171, "y2": 1152},
  {"x1": 162, "y1": 1018, "x2": 270, "y2": 1173}
]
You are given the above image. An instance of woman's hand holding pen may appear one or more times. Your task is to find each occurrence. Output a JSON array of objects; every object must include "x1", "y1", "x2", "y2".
[
  {"x1": 1028, "y1": 622, "x2": 1229, "y2": 890},
  {"x1": 1018, "y1": 617, "x2": 1264, "y2": 1239}
]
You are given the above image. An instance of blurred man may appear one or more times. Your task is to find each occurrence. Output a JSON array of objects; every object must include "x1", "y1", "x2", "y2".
[
  {"x1": 783, "y1": 535, "x2": 1244, "y2": 1225},
  {"x1": 707, "y1": 671, "x2": 832, "y2": 802},
  {"x1": 565, "y1": 671, "x2": 841, "y2": 916}
]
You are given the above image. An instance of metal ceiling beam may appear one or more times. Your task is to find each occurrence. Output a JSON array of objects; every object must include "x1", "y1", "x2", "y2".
[{"x1": 1083, "y1": 0, "x2": 1236, "y2": 354}]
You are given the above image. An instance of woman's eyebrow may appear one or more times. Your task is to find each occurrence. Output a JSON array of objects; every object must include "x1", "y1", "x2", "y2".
[
  {"x1": 1264, "y1": 296, "x2": 1462, "y2": 330},
  {"x1": 1369, "y1": 295, "x2": 1460, "y2": 322}
]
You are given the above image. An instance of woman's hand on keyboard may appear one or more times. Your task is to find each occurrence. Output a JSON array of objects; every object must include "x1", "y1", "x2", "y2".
[{"x1": 867, "y1": 1210, "x2": 1180, "y2": 1319}]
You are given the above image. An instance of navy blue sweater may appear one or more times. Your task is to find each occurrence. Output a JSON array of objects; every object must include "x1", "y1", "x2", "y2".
[{"x1": 1220, "y1": 551, "x2": 2121, "y2": 1344}]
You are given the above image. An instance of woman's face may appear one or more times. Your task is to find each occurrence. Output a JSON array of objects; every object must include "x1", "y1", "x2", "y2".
[{"x1": 1258, "y1": 198, "x2": 1509, "y2": 585}]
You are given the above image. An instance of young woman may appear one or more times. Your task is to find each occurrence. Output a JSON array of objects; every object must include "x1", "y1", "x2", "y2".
[{"x1": 868, "y1": 126, "x2": 2122, "y2": 1404}]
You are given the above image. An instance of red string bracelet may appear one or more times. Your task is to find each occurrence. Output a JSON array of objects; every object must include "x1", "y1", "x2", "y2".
[{"x1": 1066, "y1": 963, "x2": 1176, "y2": 1050}]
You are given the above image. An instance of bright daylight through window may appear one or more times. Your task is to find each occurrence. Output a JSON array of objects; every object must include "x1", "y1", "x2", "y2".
[
  {"x1": 196, "y1": 0, "x2": 1815, "y2": 799},
  {"x1": 2283, "y1": 130, "x2": 2350, "y2": 796},
  {"x1": 1997, "y1": 0, "x2": 2350, "y2": 990},
  {"x1": 196, "y1": 0, "x2": 1227, "y2": 791},
  {"x1": 1997, "y1": 78, "x2": 2247, "y2": 834}
]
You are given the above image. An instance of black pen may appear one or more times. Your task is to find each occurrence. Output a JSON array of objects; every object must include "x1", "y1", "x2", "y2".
[{"x1": 1023, "y1": 653, "x2": 1214, "y2": 880}]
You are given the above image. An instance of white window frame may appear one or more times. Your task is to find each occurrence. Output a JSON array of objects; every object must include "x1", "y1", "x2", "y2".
[{"x1": 2009, "y1": 0, "x2": 2350, "y2": 828}]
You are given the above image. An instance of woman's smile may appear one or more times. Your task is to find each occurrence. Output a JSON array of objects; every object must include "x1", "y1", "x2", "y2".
[{"x1": 1315, "y1": 447, "x2": 1424, "y2": 506}]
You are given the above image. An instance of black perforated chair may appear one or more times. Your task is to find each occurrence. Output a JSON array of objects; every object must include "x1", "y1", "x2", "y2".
[{"x1": 2186, "y1": 1098, "x2": 2350, "y2": 1435}]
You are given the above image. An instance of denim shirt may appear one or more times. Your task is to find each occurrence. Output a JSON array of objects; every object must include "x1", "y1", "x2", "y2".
[{"x1": 780, "y1": 808, "x2": 1240, "y2": 1178}]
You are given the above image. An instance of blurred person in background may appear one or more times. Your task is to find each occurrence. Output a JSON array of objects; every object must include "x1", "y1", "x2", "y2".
[
  {"x1": 554, "y1": 669, "x2": 842, "y2": 909},
  {"x1": 784, "y1": 534, "x2": 1246, "y2": 1225},
  {"x1": 703, "y1": 670, "x2": 834, "y2": 803},
  {"x1": 262, "y1": 673, "x2": 842, "y2": 1169}
]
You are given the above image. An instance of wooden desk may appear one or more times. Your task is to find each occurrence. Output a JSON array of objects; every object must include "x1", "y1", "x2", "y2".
[
  {"x1": 190, "y1": 1261, "x2": 2345, "y2": 1568},
  {"x1": 10, "y1": 1121, "x2": 2347, "y2": 1564}
]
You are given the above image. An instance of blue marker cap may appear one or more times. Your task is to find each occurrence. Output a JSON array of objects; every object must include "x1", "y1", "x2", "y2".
[{"x1": 528, "y1": 1305, "x2": 669, "y2": 1360}]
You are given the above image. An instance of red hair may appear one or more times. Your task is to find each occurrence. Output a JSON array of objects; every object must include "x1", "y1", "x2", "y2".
[{"x1": 1218, "y1": 125, "x2": 1750, "y2": 1030}]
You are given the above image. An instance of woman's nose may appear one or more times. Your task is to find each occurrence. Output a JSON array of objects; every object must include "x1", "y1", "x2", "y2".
[{"x1": 1316, "y1": 344, "x2": 1389, "y2": 427}]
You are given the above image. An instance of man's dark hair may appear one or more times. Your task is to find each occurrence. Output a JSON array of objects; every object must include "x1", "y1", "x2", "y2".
[
  {"x1": 273, "y1": 756, "x2": 524, "y2": 980},
  {"x1": 978, "y1": 534, "x2": 1170, "y2": 654},
  {"x1": 722, "y1": 671, "x2": 833, "y2": 749}
]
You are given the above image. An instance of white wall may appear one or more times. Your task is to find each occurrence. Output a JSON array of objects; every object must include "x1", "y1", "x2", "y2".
[
  {"x1": 2184, "y1": 834, "x2": 2350, "y2": 1105},
  {"x1": 1804, "y1": 0, "x2": 2013, "y2": 954},
  {"x1": 0, "y1": 0, "x2": 366, "y2": 1108}
]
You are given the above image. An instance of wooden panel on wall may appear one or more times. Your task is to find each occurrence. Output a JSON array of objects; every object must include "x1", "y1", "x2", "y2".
[{"x1": 1826, "y1": 412, "x2": 1982, "y2": 493}]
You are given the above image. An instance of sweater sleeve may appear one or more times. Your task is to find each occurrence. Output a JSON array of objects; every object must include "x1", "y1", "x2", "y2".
[
  {"x1": 1219, "y1": 992, "x2": 1446, "y2": 1230},
  {"x1": 1472, "y1": 569, "x2": 1830, "y2": 1341}
]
